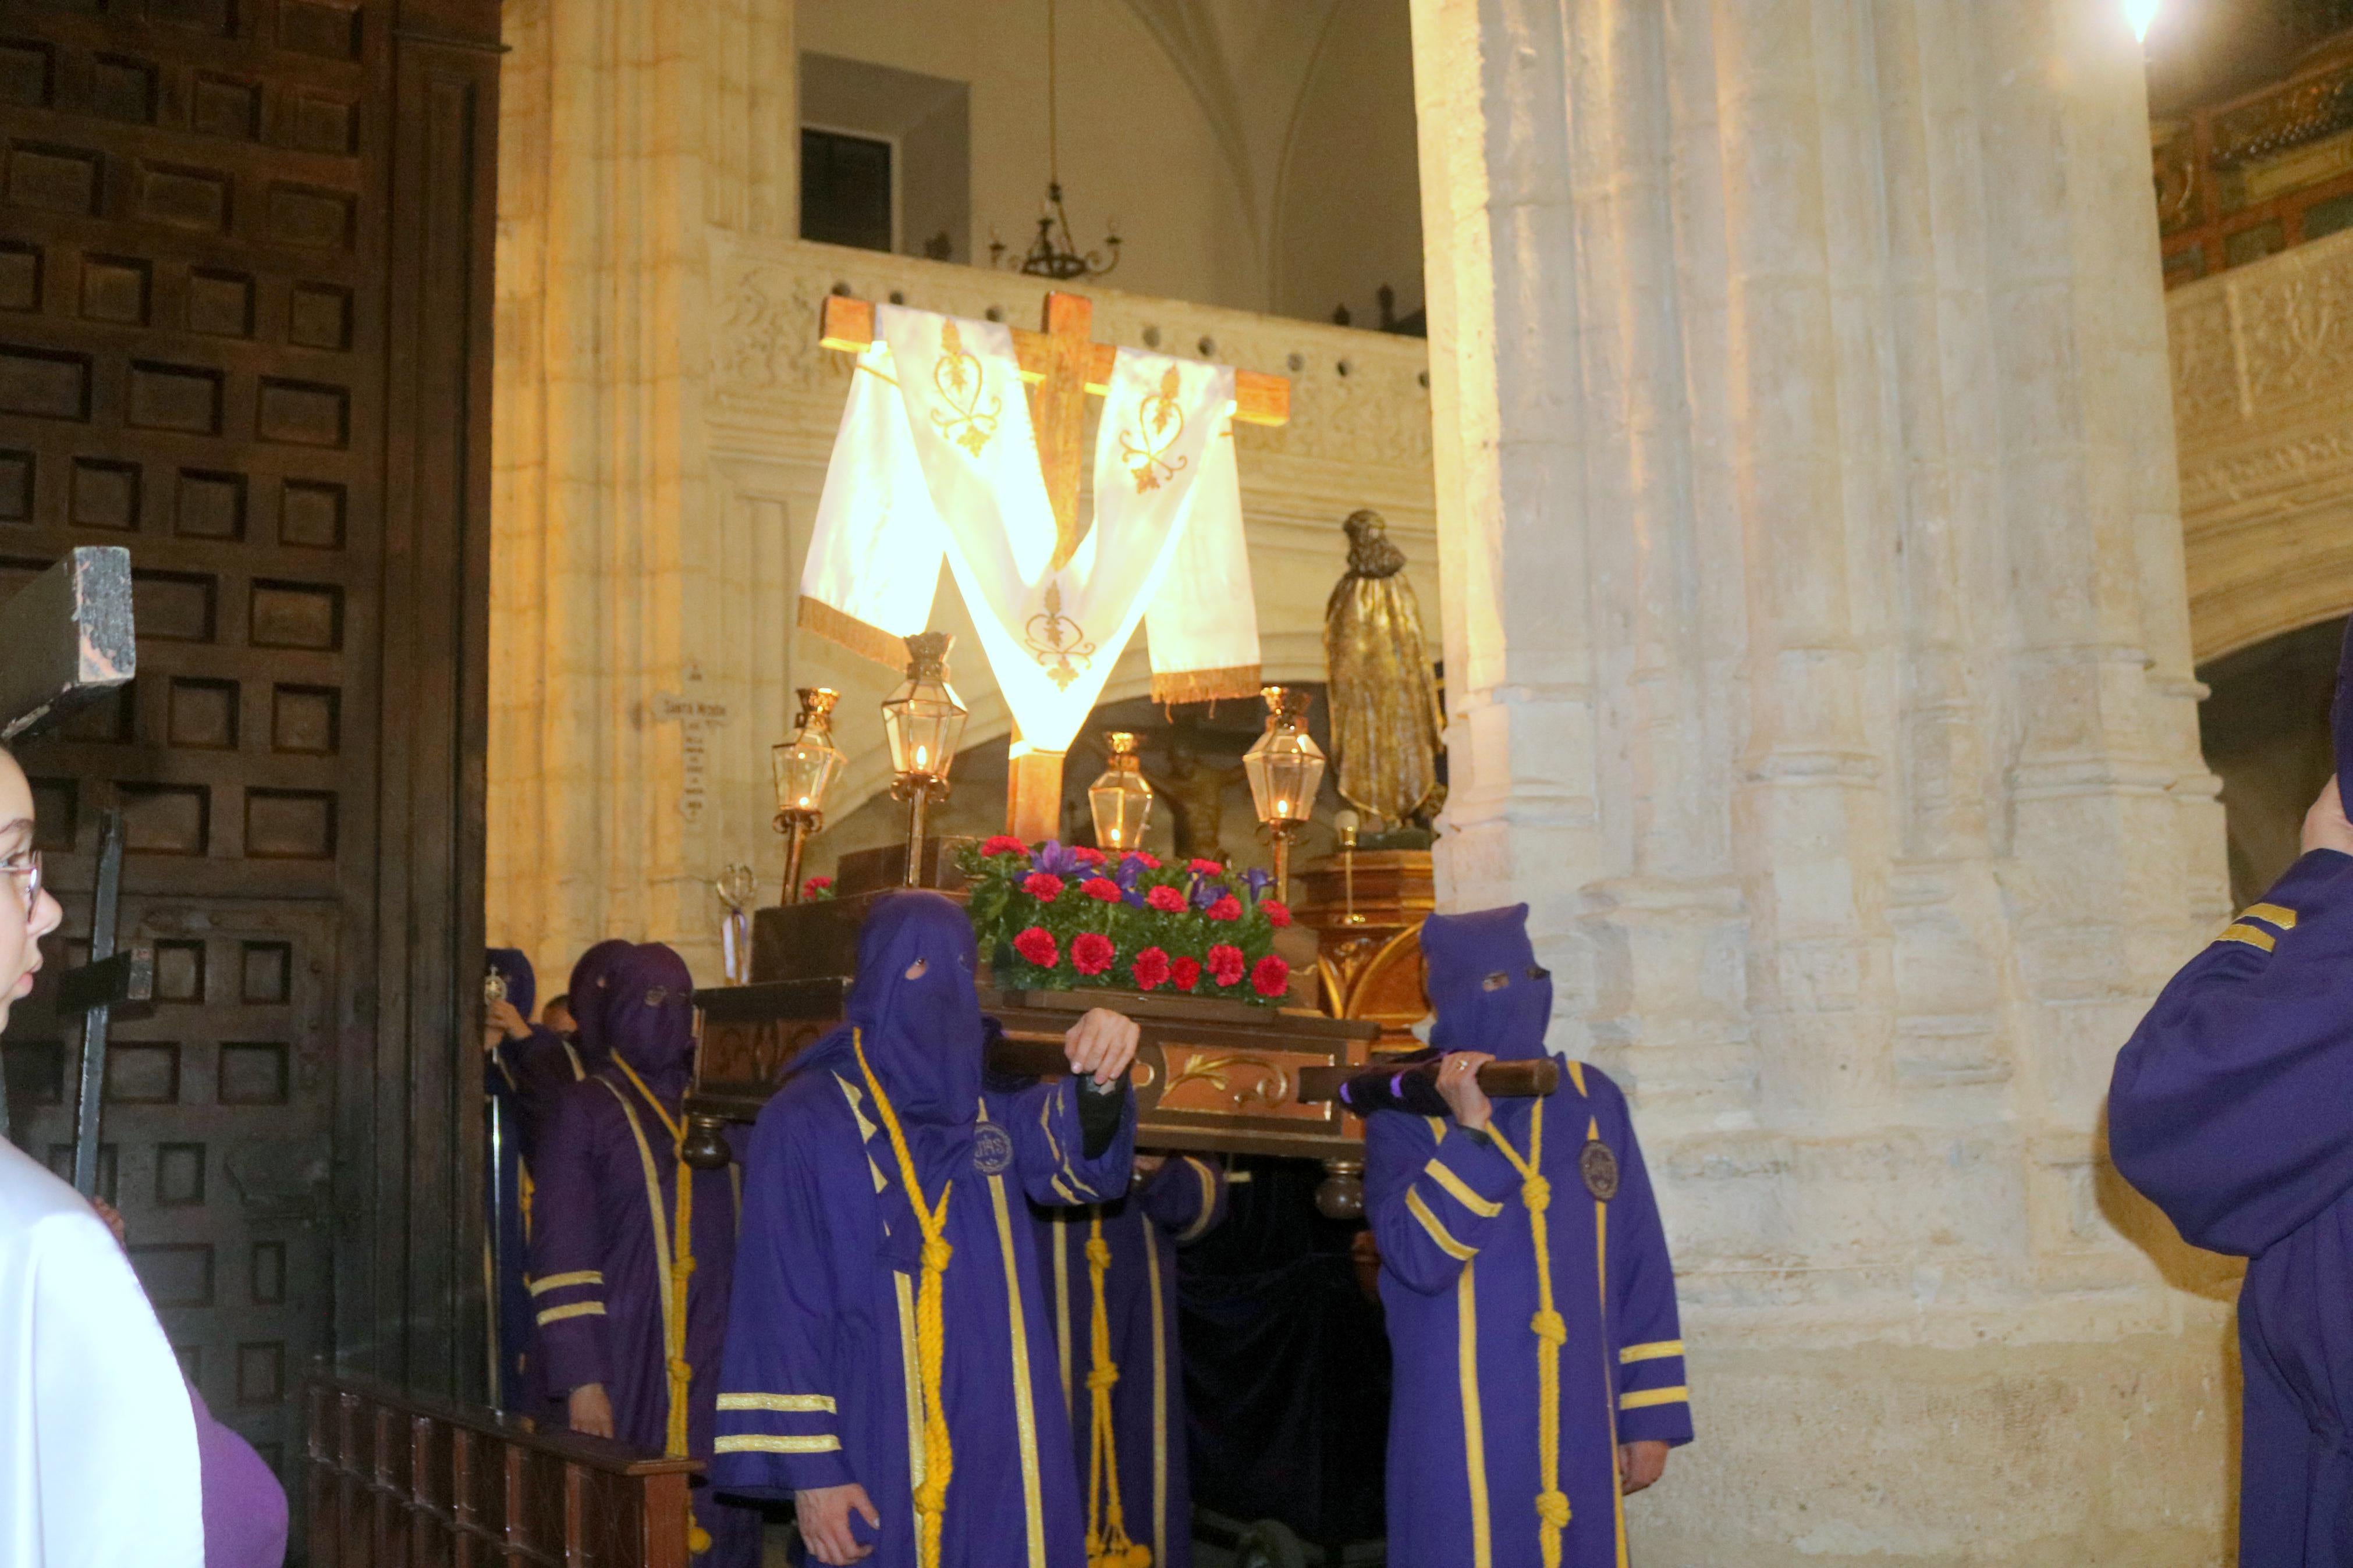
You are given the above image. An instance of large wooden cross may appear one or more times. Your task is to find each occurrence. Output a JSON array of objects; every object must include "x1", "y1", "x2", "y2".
[
  {"x1": 817, "y1": 290, "x2": 1291, "y2": 842},
  {"x1": 0, "y1": 547, "x2": 151, "y2": 1182}
]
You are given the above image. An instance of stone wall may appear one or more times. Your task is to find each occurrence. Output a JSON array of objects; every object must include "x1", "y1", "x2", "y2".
[
  {"x1": 1411, "y1": 0, "x2": 2236, "y2": 1560},
  {"x1": 2170, "y1": 223, "x2": 2353, "y2": 663}
]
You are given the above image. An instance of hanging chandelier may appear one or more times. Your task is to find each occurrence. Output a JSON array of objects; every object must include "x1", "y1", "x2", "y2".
[{"x1": 990, "y1": 0, "x2": 1121, "y2": 280}]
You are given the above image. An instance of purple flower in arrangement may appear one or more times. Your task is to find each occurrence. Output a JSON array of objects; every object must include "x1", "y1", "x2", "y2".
[
  {"x1": 1191, "y1": 877, "x2": 1228, "y2": 911},
  {"x1": 1032, "y1": 840, "x2": 1084, "y2": 879},
  {"x1": 1243, "y1": 867, "x2": 1275, "y2": 901},
  {"x1": 1114, "y1": 856, "x2": 1148, "y2": 891}
]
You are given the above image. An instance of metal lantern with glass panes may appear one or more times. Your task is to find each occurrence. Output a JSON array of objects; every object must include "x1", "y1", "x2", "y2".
[
  {"x1": 881, "y1": 632, "x2": 970, "y2": 884},
  {"x1": 1243, "y1": 685, "x2": 1326, "y2": 904},
  {"x1": 771, "y1": 687, "x2": 846, "y2": 904},
  {"x1": 1087, "y1": 731, "x2": 1155, "y2": 853}
]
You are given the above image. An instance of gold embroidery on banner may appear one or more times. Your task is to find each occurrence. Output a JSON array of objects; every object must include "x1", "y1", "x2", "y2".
[
  {"x1": 928, "y1": 320, "x2": 1002, "y2": 456},
  {"x1": 1150, "y1": 663, "x2": 1263, "y2": 706},
  {"x1": 1119, "y1": 366, "x2": 1190, "y2": 492},
  {"x1": 1022, "y1": 578, "x2": 1097, "y2": 691}
]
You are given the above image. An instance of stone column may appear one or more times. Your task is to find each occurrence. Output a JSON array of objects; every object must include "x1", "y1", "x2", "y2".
[
  {"x1": 489, "y1": 0, "x2": 796, "y2": 984},
  {"x1": 1412, "y1": 0, "x2": 2231, "y2": 1559}
]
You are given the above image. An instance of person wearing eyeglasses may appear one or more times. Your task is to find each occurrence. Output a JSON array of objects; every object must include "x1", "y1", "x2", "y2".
[
  {"x1": 1364, "y1": 904, "x2": 1690, "y2": 1568},
  {"x1": 0, "y1": 744, "x2": 286, "y2": 1566}
]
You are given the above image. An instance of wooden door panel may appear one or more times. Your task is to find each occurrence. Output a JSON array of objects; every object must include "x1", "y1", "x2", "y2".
[{"x1": 0, "y1": 0, "x2": 498, "y2": 1540}]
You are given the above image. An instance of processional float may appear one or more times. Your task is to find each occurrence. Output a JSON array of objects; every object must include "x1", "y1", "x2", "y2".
[{"x1": 683, "y1": 292, "x2": 1550, "y2": 1210}]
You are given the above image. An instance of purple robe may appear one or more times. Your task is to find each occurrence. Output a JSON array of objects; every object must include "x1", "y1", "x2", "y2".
[
  {"x1": 1368, "y1": 906, "x2": 1691, "y2": 1568},
  {"x1": 2110, "y1": 848, "x2": 2353, "y2": 1566},
  {"x1": 712, "y1": 891, "x2": 1137, "y2": 1568},
  {"x1": 1033, "y1": 1155, "x2": 1226, "y2": 1568},
  {"x1": 528, "y1": 943, "x2": 759, "y2": 1566},
  {"x1": 2111, "y1": 621, "x2": 2353, "y2": 1567},
  {"x1": 193, "y1": 1385, "x2": 287, "y2": 1568},
  {"x1": 486, "y1": 947, "x2": 589, "y2": 1409}
]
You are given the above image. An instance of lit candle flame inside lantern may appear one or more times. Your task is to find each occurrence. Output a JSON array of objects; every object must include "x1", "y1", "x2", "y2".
[
  {"x1": 2123, "y1": 0, "x2": 2158, "y2": 41},
  {"x1": 1087, "y1": 731, "x2": 1155, "y2": 860}
]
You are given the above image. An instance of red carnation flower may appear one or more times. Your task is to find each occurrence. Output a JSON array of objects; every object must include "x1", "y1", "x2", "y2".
[
  {"x1": 1170, "y1": 956, "x2": 1202, "y2": 991},
  {"x1": 1013, "y1": 927, "x2": 1059, "y2": 968},
  {"x1": 1146, "y1": 885, "x2": 1186, "y2": 913},
  {"x1": 982, "y1": 835, "x2": 1030, "y2": 858},
  {"x1": 1251, "y1": 954, "x2": 1291, "y2": 998},
  {"x1": 1205, "y1": 895, "x2": 1243, "y2": 923},
  {"x1": 1128, "y1": 852, "x2": 1163, "y2": 869},
  {"x1": 1071, "y1": 932, "x2": 1116, "y2": 977},
  {"x1": 1080, "y1": 877, "x2": 1122, "y2": 903},
  {"x1": 1207, "y1": 944, "x2": 1246, "y2": 987},
  {"x1": 1022, "y1": 872, "x2": 1066, "y2": 902},
  {"x1": 1131, "y1": 947, "x2": 1172, "y2": 990},
  {"x1": 1188, "y1": 858, "x2": 1225, "y2": 876},
  {"x1": 802, "y1": 874, "x2": 834, "y2": 899},
  {"x1": 1261, "y1": 899, "x2": 1293, "y2": 928},
  {"x1": 1071, "y1": 845, "x2": 1107, "y2": 866}
]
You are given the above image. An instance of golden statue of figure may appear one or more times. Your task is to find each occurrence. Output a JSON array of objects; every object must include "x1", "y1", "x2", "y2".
[{"x1": 1323, "y1": 509, "x2": 1442, "y2": 827}]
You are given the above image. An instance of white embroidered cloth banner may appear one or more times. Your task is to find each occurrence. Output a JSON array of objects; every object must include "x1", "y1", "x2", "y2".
[{"x1": 798, "y1": 304, "x2": 1262, "y2": 752}]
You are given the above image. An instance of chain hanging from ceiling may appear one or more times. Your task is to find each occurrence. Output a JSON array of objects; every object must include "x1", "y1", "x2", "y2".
[{"x1": 989, "y1": 0, "x2": 1122, "y2": 281}]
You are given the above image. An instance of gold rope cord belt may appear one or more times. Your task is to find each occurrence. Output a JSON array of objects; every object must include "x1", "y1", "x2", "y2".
[
  {"x1": 856, "y1": 1030, "x2": 958, "y2": 1568},
  {"x1": 1082, "y1": 1212, "x2": 1152, "y2": 1568}
]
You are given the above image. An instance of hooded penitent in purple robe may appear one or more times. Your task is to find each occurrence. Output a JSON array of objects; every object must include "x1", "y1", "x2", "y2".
[
  {"x1": 1033, "y1": 1155, "x2": 1226, "y2": 1568},
  {"x1": 1367, "y1": 905, "x2": 1690, "y2": 1568},
  {"x1": 527, "y1": 943, "x2": 758, "y2": 1566},
  {"x1": 2109, "y1": 620, "x2": 2353, "y2": 1568},
  {"x1": 567, "y1": 938, "x2": 633, "y2": 1070},
  {"x1": 712, "y1": 891, "x2": 1137, "y2": 1568},
  {"x1": 193, "y1": 1385, "x2": 287, "y2": 1568},
  {"x1": 484, "y1": 947, "x2": 590, "y2": 1410}
]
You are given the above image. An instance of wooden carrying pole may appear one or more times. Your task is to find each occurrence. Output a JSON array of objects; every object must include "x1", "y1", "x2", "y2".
[
  {"x1": 980, "y1": 1034, "x2": 1559, "y2": 1104},
  {"x1": 818, "y1": 291, "x2": 1290, "y2": 845}
]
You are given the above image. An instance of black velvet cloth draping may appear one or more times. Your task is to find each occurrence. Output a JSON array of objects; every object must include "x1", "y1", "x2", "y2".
[{"x1": 1177, "y1": 1155, "x2": 1392, "y2": 1546}]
